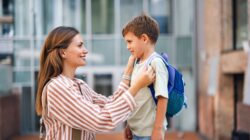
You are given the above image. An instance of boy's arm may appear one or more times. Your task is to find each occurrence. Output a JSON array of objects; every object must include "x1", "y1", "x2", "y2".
[{"x1": 152, "y1": 96, "x2": 168, "y2": 140}]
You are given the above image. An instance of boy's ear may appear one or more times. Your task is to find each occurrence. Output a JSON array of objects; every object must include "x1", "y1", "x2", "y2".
[{"x1": 141, "y1": 34, "x2": 149, "y2": 43}]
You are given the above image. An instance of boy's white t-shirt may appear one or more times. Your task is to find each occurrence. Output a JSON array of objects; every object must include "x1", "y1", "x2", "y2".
[{"x1": 127, "y1": 52, "x2": 169, "y2": 136}]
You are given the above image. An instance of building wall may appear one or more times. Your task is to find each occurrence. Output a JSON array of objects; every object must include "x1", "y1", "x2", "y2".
[
  {"x1": 198, "y1": 0, "x2": 249, "y2": 139},
  {"x1": 0, "y1": 94, "x2": 20, "y2": 139}
]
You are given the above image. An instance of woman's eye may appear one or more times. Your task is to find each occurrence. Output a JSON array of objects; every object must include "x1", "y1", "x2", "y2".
[{"x1": 78, "y1": 42, "x2": 84, "y2": 47}]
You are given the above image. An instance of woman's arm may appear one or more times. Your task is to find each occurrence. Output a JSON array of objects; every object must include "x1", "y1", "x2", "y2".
[
  {"x1": 47, "y1": 67, "x2": 154, "y2": 133},
  {"x1": 86, "y1": 82, "x2": 130, "y2": 108},
  {"x1": 47, "y1": 81, "x2": 134, "y2": 132},
  {"x1": 91, "y1": 55, "x2": 135, "y2": 106}
]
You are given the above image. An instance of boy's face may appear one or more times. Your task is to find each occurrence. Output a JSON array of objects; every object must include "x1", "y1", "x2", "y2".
[{"x1": 124, "y1": 32, "x2": 146, "y2": 59}]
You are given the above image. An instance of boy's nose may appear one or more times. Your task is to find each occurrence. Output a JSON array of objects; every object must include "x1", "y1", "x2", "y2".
[{"x1": 127, "y1": 45, "x2": 131, "y2": 50}]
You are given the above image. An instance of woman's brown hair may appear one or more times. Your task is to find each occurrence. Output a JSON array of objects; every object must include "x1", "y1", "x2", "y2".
[{"x1": 36, "y1": 26, "x2": 79, "y2": 116}]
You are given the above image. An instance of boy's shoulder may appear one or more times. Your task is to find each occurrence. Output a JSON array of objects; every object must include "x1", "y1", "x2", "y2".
[{"x1": 150, "y1": 57, "x2": 166, "y2": 68}]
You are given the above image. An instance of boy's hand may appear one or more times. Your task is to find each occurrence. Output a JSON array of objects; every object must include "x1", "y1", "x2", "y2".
[
  {"x1": 124, "y1": 125, "x2": 132, "y2": 140},
  {"x1": 151, "y1": 129, "x2": 164, "y2": 140}
]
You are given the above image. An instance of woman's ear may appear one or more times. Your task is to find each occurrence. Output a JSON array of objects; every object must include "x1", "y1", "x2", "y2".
[{"x1": 59, "y1": 49, "x2": 66, "y2": 58}]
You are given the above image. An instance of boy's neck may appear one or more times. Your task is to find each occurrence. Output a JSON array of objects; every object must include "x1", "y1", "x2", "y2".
[{"x1": 139, "y1": 47, "x2": 155, "y2": 63}]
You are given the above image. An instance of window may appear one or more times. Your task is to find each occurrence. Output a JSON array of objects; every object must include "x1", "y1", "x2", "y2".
[
  {"x1": 94, "y1": 74, "x2": 112, "y2": 97},
  {"x1": 13, "y1": 40, "x2": 31, "y2": 67},
  {"x1": 62, "y1": 0, "x2": 85, "y2": 32},
  {"x1": 0, "y1": 0, "x2": 14, "y2": 36},
  {"x1": 92, "y1": 0, "x2": 114, "y2": 34},
  {"x1": 234, "y1": 0, "x2": 248, "y2": 49},
  {"x1": 120, "y1": 0, "x2": 143, "y2": 31},
  {"x1": 80, "y1": 0, "x2": 86, "y2": 33},
  {"x1": 149, "y1": 0, "x2": 172, "y2": 34},
  {"x1": 42, "y1": 0, "x2": 53, "y2": 34},
  {"x1": 92, "y1": 38, "x2": 115, "y2": 65},
  {"x1": 175, "y1": 0, "x2": 193, "y2": 36},
  {"x1": 0, "y1": 64, "x2": 12, "y2": 94},
  {"x1": 63, "y1": 0, "x2": 77, "y2": 27}
]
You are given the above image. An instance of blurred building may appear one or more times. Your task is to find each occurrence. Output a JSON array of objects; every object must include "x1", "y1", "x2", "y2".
[
  {"x1": 1, "y1": 0, "x2": 248, "y2": 139},
  {"x1": 196, "y1": 0, "x2": 250, "y2": 140}
]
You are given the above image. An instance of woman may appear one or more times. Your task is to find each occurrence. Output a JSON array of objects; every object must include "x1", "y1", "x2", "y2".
[{"x1": 35, "y1": 26, "x2": 155, "y2": 140}]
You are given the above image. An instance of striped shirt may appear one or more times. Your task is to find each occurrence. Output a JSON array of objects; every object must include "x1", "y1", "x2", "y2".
[{"x1": 42, "y1": 74, "x2": 136, "y2": 140}]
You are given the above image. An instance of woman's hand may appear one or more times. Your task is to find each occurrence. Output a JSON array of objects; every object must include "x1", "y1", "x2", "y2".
[
  {"x1": 128, "y1": 66, "x2": 155, "y2": 96},
  {"x1": 135, "y1": 66, "x2": 155, "y2": 89},
  {"x1": 124, "y1": 55, "x2": 136, "y2": 75},
  {"x1": 122, "y1": 55, "x2": 136, "y2": 86}
]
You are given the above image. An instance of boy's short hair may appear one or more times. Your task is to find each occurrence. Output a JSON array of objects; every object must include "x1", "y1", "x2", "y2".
[{"x1": 122, "y1": 13, "x2": 160, "y2": 44}]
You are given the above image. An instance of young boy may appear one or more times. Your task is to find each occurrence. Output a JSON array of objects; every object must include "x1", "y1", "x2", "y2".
[{"x1": 122, "y1": 14, "x2": 169, "y2": 140}]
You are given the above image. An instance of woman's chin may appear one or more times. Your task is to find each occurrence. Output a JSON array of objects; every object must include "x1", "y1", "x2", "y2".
[
  {"x1": 77, "y1": 62, "x2": 86, "y2": 67},
  {"x1": 82, "y1": 62, "x2": 87, "y2": 66}
]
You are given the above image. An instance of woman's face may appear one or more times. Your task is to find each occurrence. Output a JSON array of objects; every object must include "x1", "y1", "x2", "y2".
[{"x1": 61, "y1": 34, "x2": 88, "y2": 68}]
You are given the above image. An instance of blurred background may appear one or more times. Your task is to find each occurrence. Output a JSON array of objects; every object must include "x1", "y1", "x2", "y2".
[{"x1": 0, "y1": 0, "x2": 249, "y2": 140}]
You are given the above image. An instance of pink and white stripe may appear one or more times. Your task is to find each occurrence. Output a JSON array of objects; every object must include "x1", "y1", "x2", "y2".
[{"x1": 43, "y1": 74, "x2": 136, "y2": 140}]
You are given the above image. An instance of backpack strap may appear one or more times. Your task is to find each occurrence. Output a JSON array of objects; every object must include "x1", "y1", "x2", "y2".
[
  {"x1": 146, "y1": 53, "x2": 165, "y2": 105},
  {"x1": 146, "y1": 53, "x2": 176, "y2": 104},
  {"x1": 148, "y1": 53, "x2": 176, "y2": 91}
]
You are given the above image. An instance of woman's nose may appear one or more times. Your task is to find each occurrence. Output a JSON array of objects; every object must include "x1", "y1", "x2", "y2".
[
  {"x1": 83, "y1": 48, "x2": 88, "y2": 54},
  {"x1": 82, "y1": 47, "x2": 88, "y2": 54}
]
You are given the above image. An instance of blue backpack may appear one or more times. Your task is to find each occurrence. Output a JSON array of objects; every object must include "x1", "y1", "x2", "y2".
[{"x1": 147, "y1": 53, "x2": 187, "y2": 118}]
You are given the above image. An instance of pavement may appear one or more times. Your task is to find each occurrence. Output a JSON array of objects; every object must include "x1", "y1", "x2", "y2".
[{"x1": 11, "y1": 131, "x2": 202, "y2": 140}]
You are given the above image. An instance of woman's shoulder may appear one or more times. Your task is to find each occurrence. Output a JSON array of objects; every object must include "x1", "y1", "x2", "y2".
[
  {"x1": 47, "y1": 75, "x2": 71, "y2": 88},
  {"x1": 46, "y1": 77, "x2": 61, "y2": 89}
]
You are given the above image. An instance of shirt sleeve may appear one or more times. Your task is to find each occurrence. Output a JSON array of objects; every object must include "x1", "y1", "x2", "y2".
[
  {"x1": 151, "y1": 58, "x2": 169, "y2": 99},
  {"x1": 46, "y1": 80, "x2": 136, "y2": 133},
  {"x1": 85, "y1": 81, "x2": 130, "y2": 108}
]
